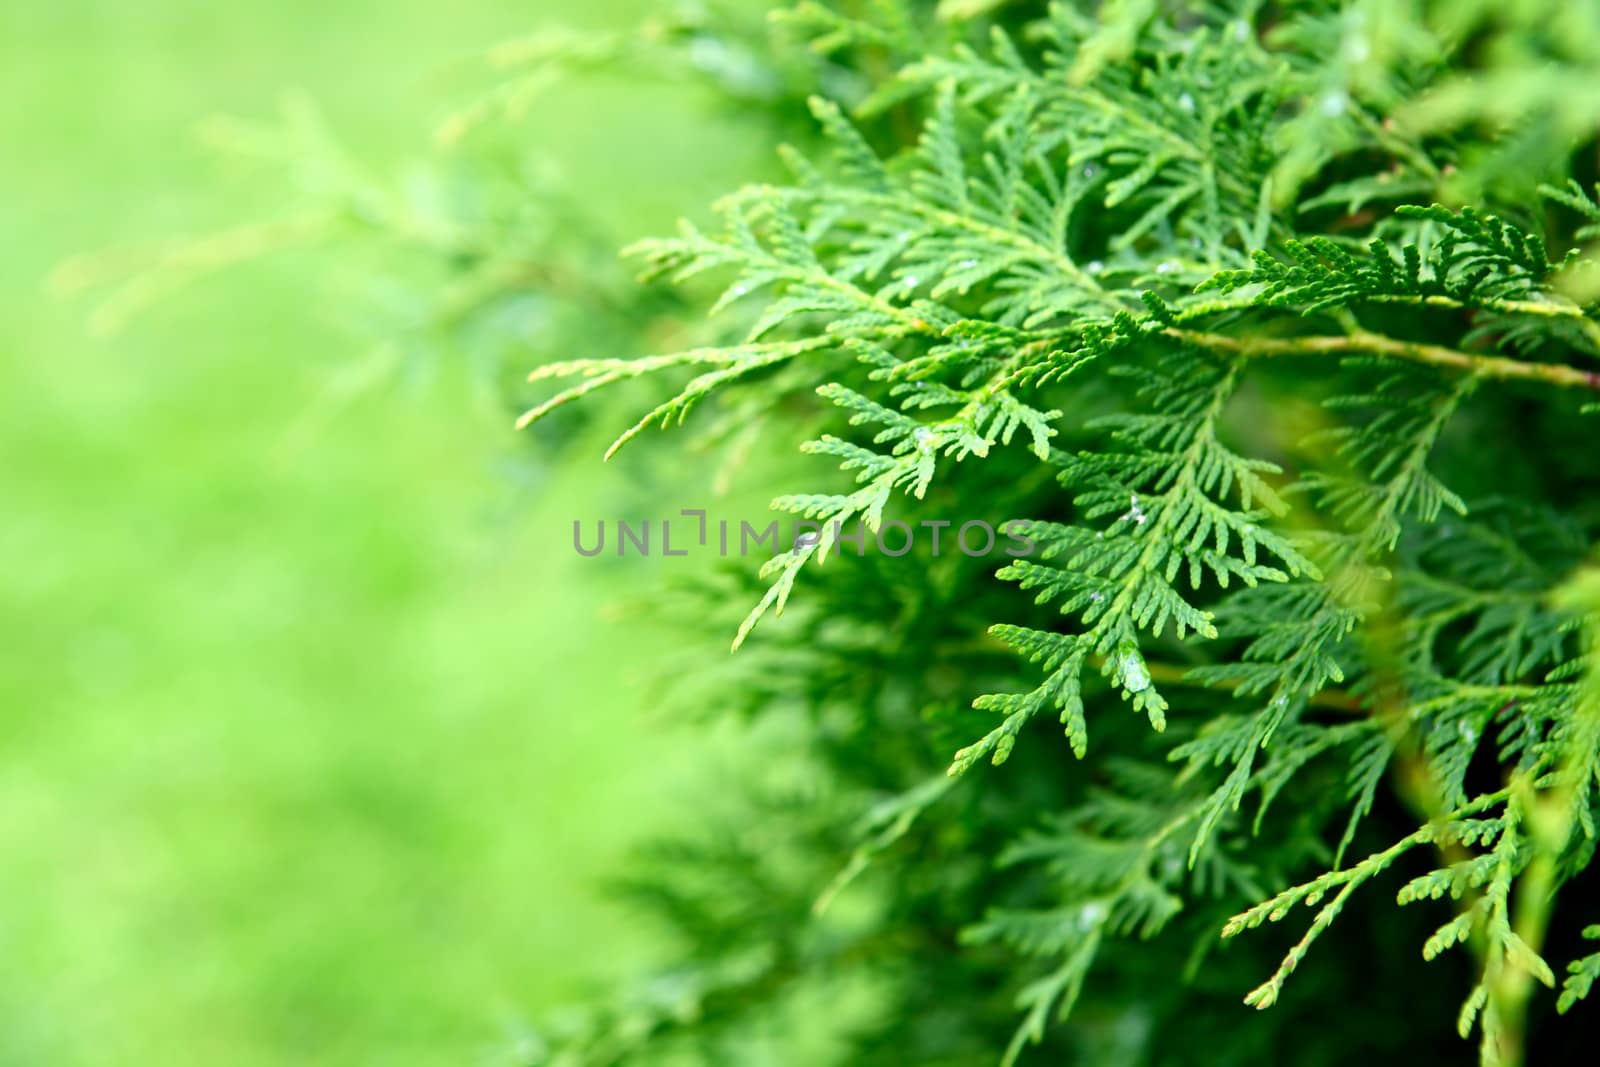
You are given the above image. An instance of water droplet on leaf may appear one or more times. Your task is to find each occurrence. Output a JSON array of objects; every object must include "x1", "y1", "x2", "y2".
[{"x1": 1117, "y1": 639, "x2": 1151, "y2": 693}]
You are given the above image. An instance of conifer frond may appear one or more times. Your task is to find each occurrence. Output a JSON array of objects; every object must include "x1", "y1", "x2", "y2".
[
  {"x1": 1200, "y1": 206, "x2": 1600, "y2": 354},
  {"x1": 1173, "y1": 369, "x2": 1474, "y2": 860},
  {"x1": 956, "y1": 352, "x2": 1314, "y2": 773},
  {"x1": 1560, "y1": 927, "x2": 1600, "y2": 1014},
  {"x1": 963, "y1": 756, "x2": 1261, "y2": 1064},
  {"x1": 899, "y1": 13, "x2": 1280, "y2": 256},
  {"x1": 1224, "y1": 563, "x2": 1600, "y2": 1057},
  {"x1": 1221, "y1": 784, "x2": 1517, "y2": 1011}
]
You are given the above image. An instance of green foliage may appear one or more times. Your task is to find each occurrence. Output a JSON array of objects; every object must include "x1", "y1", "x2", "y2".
[
  {"x1": 509, "y1": 3, "x2": 1600, "y2": 1063},
  {"x1": 128, "y1": 0, "x2": 1600, "y2": 1063}
]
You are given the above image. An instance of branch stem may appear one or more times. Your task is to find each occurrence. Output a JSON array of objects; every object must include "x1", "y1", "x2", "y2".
[{"x1": 1168, "y1": 327, "x2": 1600, "y2": 391}]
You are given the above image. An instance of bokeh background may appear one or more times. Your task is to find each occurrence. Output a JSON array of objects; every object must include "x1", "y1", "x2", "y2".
[{"x1": 0, "y1": 2, "x2": 768, "y2": 1062}]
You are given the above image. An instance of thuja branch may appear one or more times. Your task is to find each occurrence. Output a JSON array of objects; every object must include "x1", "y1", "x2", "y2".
[
  {"x1": 1168, "y1": 328, "x2": 1600, "y2": 391},
  {"x1": 1184, "y1": 292, "x2": 1600, "y2": 352},
  {"x1": 1224, "y1": 783, "x2": 1520, "y2": 1007}
]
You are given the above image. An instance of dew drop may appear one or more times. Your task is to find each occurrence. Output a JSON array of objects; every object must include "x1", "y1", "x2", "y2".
[
  {"x1": 1178, "y1": 93, "x2": 1195, "y2": 113},
  {"x1": 1117, "y1": 638, "x2": 1151, "y2": 694},
  {"x1": 1321, "y1": 90, "x2": 1349, "y2": 117}
]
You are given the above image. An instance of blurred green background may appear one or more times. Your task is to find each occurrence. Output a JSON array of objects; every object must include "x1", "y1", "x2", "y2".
[{"x1": 0, "y1": 2, "x2": 764, "y2": 1063}]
